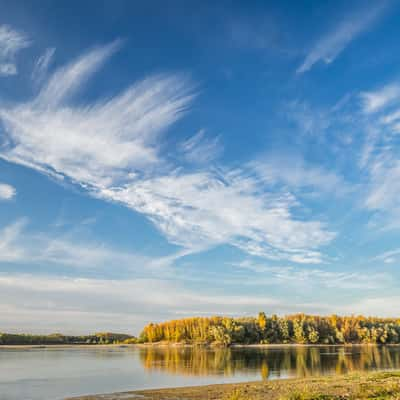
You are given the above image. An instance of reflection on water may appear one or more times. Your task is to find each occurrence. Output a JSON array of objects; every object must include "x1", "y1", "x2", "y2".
[
  {"x1": 1, "y1": 345, "x2": 400, "y2": 400},
  {"x1": 139, "y1": 345, "x2": 400, "y2": 379}
]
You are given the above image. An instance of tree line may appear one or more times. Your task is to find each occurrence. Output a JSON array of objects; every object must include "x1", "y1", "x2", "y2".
[
  {"x1": 0, "y1": 332, "x2": 136, "y2": 345},
  {"x1": 139, "y1": 313, "x2": 400, "y2": 345}
]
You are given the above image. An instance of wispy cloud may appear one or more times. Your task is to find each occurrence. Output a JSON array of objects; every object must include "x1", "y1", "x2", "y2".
[
  {"x1": 354, "y1": 80, "x2": 400, "y2": 224},
  {"x1": 0, "y1": 42, "x2": 194, "y2": 188},
  {"x1": 360, "y1": 83, "x2": 400, "y2": 114},
  {"x1": 179, "y1": 129, "x2": 222, "y2": 164},
  {"x1": 283, "y1": 77, "x2": 400, "y2": 232},
  {"x1": 0, "y1": 42, "x2": 335, "y2": 264},
  {"x1": 0, "y1": 218, "x2": 164, "y2": 271},
  {"x1": 372, "y1": 248, "x2": 400, "y2": 264},
  {"x1": 284, "y1": 101, "x2": 332, "y2": 135},
  {"x1": 279, "y1": 78, "x2": 400, "y2": 232},
  {"x1": 0, "y1": 182, "x2": 16, "y2": 200},
  {"x1": 297, "y1": 3, "x2": 387, "y2": 74},
  {"x1": 35, "y1": 41, "x2": 122, "y2": 107},
  {"x1": 0, "y1": 219, "x2": 27, "y2": 261},
  {"x1": 0, "y1": 269, "x2": 395, "y2": 333},
  {"x1": 0, "y1": 273, "x2": 335, "y2": 333},
  {"x1": 364, "y1": 155, "x2": 400, "y2": 215},
  {"x1": 341, "y1": 296, "x2": 400, "y2": 317},
  {"x1": 100, "y1": 169, "x2": 334, "y2": 263},
  {"x1": 31, "y1": 47, "x2": 55, "y2": 85},
  {"x1": 250, "y1": 155, "x2": 348, "y2": 197},
  {"x1": 0, "y1": 25, "x2": 30, "y2": 76},
  {"x1": 233, "y1": 260, "x2": 390, "y2": 290}
]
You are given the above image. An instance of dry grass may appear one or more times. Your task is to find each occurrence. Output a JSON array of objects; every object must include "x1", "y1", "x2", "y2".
[{"x1": 68, "y1": 371, "x2": 400, "y2": 400}]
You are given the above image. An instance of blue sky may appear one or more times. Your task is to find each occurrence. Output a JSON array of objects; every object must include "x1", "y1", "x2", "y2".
[{"x1": 1, "y1": 0, "x2": 400, "y2": 334}]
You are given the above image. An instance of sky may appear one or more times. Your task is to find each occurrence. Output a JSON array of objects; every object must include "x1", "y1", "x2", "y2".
[{"x1": 1, "y1": 0, "x2": 400, "y2": 334}]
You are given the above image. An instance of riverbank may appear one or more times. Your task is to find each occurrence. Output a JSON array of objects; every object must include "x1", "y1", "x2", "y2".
[
  {"x1": 0, "y1": 343, "x2": 137, "y2": 349},
  {"x1": 2, "y1": 342, "x2": 399, "y2": 349},
  {"x1": 67, "y1": 371, "x2": 400, "y2": 400},
  {"x1": 137, "y1": 341, "x2": 400, "y2": 348},
  {"x1": 1, "y1": 342, "x2": 394, "y2": 349}
]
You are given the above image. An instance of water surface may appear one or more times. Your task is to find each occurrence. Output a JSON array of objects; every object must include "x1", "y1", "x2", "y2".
[{"x1": 1, "y1": 345, "x2": 400, "y2": 400}]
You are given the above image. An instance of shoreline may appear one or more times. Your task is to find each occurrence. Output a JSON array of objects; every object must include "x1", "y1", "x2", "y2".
[
  {"x1": 1, "y1": 342, "x2": 400, "y2": 349},
  {"x1": 0, "y1": 343, "x2": 138, "y2": 349},
  {"x1": 135, "y1": 342, "x2": 400, "y2": 348},
  {"x1": 66, "y1": 370, "x2": 400, "y2": 400}
]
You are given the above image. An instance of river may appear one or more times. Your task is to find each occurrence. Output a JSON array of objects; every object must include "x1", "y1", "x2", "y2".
[{"x1": 1, "y1": 345, "x2": 400, "y2": 400}]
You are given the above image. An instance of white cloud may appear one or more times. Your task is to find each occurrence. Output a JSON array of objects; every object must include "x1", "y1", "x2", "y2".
[
  {"x1": 0, "y1": 218, "x2": 165, "y2": 271},
  {"x1": 0, "y1": 270, "x2": 394, "y2": 333},
  {"x1": 99, "y1": 169, "x2": 334, "y2": 263},
  {"x1": 372, "y1": 248, "x2": 400, "y2": 265},
  {"x1": 0, "y1": 273, "x2": 334, "y2": 334},
  {"x1": 364, "y1": 156, "x2": 400, "y2": 213},
  {"x1": 0, "y1": 42, "x2": 194, "y2": 188},
  {"x1": 31, "y1": 47, "x2": 55, "y2": 85},
  {"x1": 0, "y1": 219, "x2": 27, "y2": 261},
  {"x1": 250, "y1": 155, "x2": 348, "y2": 196},
  {"x1": 179, "y1": 129, "x2": 222, "y2": 164},
  {"x1": 35, "y1": 41, "x2": 121, "y2": 107},
  {"x1": 380, "y1": 108, "x2": 400, "y2": 125},
  {"x1": 329, "y1": 79, "x2": 400, "y2": 225},
  {"x1": 361, "y1": 84, "x2": 400, "y2": 114},
  {"x1": 281, "y1": 86, "x2": 400, "y2": 231},
  {"x1": 341, "y1": 296, "x2": 400, "y2": 317},
  {"x1": 0, "y1": 42, "x2": 335, "y2": 264},
  {"x1": 284, "y1": 100, "x2": 332, "y2": 138},
  {"x1": 0, "y1": 221, "x2": 336, "y2": 333},
  {"x1": 0, "y1": 182, "x2": 16, "y2": 200},
  {"x1": 297, "y1": 4, "x2": 387, "y2": 74},
  {"x1": 0, "y1": 25, "x2": 30, "y2": 76},
  {"x1": 356, "y1": 84, "x2": 400, "y2": 220},
  {"x1": 233, "y1": 260, "x2": 389, "y2": 290}
]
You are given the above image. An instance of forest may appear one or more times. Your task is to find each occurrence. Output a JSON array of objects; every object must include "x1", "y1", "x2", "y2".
[
  {"x1": 4, "y1": 313, "x2": 400, "y2": 346},
  {"x1": 139, "y1": 313, "x2": 400, "y2": 345},
  {"x1": 0, "y1": 332, "x2": 136, "y2": 345}
]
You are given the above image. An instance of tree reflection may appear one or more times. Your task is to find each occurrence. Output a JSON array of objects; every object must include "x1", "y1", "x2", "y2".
[{"x1": 139, "y1": 345, "x2": 400, "y2": 379}]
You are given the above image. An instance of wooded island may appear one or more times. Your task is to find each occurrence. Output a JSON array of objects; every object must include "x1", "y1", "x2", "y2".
[{"x1": 139, "y1": 313, "x2": 400, "y2": 345}]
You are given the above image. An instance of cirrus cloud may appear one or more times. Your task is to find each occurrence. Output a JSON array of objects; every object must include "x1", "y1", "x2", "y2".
[
  {"x1": 0, "y1": 41, "x2": 335, "y2": 264},
  {"x1": 297, "y1": 3, "x2": 388, "y2": 74}
]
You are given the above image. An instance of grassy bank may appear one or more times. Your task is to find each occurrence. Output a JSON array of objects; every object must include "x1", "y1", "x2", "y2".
[{"x1": 68, "y1": 371, "x2": 400, "y2": 400}]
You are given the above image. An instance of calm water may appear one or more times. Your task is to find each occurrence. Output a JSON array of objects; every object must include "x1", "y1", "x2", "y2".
[{"x1": 2, "y1": 345, "x2": 400, "y2": 400}]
